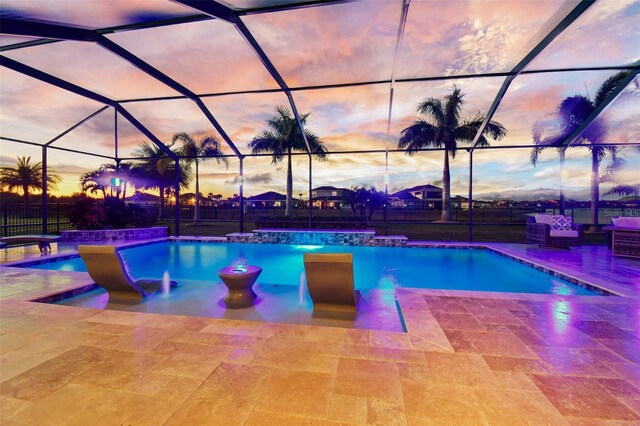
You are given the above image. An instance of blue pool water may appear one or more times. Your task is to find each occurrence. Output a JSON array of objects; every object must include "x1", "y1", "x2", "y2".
[{"x1": 29, "y1": 242, "x2": 595, "y2": 295}]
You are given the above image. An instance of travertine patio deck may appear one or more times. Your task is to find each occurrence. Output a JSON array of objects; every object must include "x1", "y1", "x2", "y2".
[{"x1": 0, "y1": 241, "x2": 638, "y2": 424}]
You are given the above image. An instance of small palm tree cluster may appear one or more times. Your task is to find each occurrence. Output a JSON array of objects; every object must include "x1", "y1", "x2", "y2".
[
  {"x1": 80, "y1": 133, "x2": 227, "y2": 223},
  {"x1": 80, "y1": 162, "x2": 135, "y2": 200},
  {"x1": 0, "y1": 156, "x2": 60, "y2": 208},
  {"x1": 399, "y1": 86, "x2": 507, "y2": 221}
]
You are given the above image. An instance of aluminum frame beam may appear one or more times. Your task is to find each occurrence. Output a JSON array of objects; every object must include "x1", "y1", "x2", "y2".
[
  {"x1": 1, "y1": 136, "x2": 115, "y2": 159},
  {"x1": 0, "y1": 17, "x2": 242, "y2": 158},
  {"x1": 45, "y1": 106, "x2": 110, "y2": 146},
  {"x1": 468, "y1": 0, "x2": 596, "y2": 153},
  {"x1": 0, "y1": 1, "x2": 354, "y2": 53},
  {"x1": 114, "y1": 65, "x2": 639, "y2": 104},
  {"x1": 174, "y1": 0, "x2": 313, "y2": 155},
  {"x1": 0, "y1": 55, "x2": 178, "y2": 161}
]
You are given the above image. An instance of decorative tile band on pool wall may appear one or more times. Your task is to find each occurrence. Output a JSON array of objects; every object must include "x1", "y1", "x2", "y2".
[
  {"x1": 60, "y1": 227, "x2": 168, "y2": 242},
  {"x1": 230, "y1": 229, "x2": 410, "y2": 246}
]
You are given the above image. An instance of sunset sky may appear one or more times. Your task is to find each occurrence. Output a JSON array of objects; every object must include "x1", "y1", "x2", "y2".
[{"x1": 1, "y1": 0, "x2": 638, "y2": 201}]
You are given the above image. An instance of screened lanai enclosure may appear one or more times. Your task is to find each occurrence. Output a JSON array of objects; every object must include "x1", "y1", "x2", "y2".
[{"x1": 1, "y1": 0, "x2": 638, "y2": 242}]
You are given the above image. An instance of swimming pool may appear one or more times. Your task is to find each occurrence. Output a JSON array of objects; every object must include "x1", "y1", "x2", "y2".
[{"x1": 29, "y1": 242, "x2": 595, "y2": 295}]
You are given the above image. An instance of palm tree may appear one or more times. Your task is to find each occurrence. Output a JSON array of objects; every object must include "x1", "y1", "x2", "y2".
[
  {"x1": 172, "y1": 132, "x2": 228, "y2": 224},
  {"x1": 79, "y1": 162, "x2": 136, "y2": 200},
  {"x1": 249, "y1": 106, "x2": 328, "y2": 216},
  {"x1": 132, "y1": 141, "x2": 191, "y2": 217},
  {"x1": 399, "y1": 87, "x2": 507, "y2": 221},
  {"x1": 529, "y1": 72, "x2": 630, "y2": 225},
  {"x1": 0, "y1": 156, "x2": 60, "y2": 209},
  {"x1": 602, "y1": 152, "x2": 639, "y2": 197},
  {"x1": 80, "y1": 167, "x2": 109, "y2": 198},
  {"x1": 353, "y1": 185, "x2": 386, "y2": 220}
]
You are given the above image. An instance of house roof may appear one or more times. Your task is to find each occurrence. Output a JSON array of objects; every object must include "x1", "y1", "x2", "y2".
[
  {"x1": 405, "y1": 184, "x2": 442, "y2": 192},
  {"x1": 125, "y1": 192, "x2": 159, "y2": 202},
  {"x1": 247, "y1": 191, "x2": 286, "y2": 201},
  {"x1": 389, "y1": 190, "x2": 420, "y2": 201},
  {"x1": 313, "y1": 186, "x2": 343, "y2": 191}
]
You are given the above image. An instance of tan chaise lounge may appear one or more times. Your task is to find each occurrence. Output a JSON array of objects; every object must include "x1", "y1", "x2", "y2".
[
  {"x1": 78, "y1": 245, "x2": 176, "y2": 301},
  {"x1": 303, "y1": 253, "x2": 360, "y2": 320},
  {"x1": 0, "y1": 234, "x2": 61, "y2": 252}
]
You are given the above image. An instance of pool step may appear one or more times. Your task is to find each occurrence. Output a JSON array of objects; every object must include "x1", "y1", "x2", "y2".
[{"x1": 373, "y1": 236, "x2": 408, "y2": 247}]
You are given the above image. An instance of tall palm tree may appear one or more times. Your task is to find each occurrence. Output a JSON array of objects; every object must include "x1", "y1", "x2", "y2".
[
  {"x1": 529, "y1": 72, "x2": 630, "y2": 225},
  {"x1": 172, "y1": 132, "x2": 228, "y2": 224},
  {"x1": 132, "y1": 141, "x2": 191, "y2": 217},
  {"x1": 399, "y1": 87, "x2": 507, "y2": 221},
  {"x1": 0, "y1": 156, "x2": 60, "y2": 209},
  {"x1": 249, "y1": 106, "x2": 328, "y2": 216}
]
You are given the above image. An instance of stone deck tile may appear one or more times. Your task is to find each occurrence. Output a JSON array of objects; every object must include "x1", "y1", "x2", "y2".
[{"x1": 1, "y1": 243, "x2": 639, "y2": 423}]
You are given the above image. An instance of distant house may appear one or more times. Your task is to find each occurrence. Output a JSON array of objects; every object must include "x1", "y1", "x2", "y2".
[
  {"x1": 247, "y1": 191, "x2": 286, "y2": 208},
  {"x1": 451, "y1": 195, "x2": 469, "y2": 209},
  {"x1": 387, "y1": 190, "x2": 422, "y2": 209},
  {"x1": 312, "y1": 186, "x2": 354, "y2": 209},
  {"x1": 391, "y1": 184, "x2": 442, "y2": 209}
]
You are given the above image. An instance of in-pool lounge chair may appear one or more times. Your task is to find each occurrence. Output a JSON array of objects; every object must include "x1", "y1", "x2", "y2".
[
  {"x1": 303, "y1": 253, "x2": 360, "y2": 320},
  {"x1": 78, "y1": 245, "x2": 176, "y2": 301}
]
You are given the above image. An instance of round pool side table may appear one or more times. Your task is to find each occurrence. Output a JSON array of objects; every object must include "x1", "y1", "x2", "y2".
[{"x1": 217, "y1": 265, "x2": 262, "y2": 308}]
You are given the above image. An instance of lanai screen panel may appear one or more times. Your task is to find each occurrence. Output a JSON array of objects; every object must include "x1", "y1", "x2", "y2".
[
  {"x1": 0, "y1": 35, "x2": 38, "y2": 47},
  {"x1": 390, "y1": 78, "x2": 503, "y2": 142},
  {"x1": 242, "y1": 154, "x2": 304, "y2": 201},
  {"x1": 387, "y1": 150, "x2": 446, "y2": 198},
  {"x1": 580, "y1": 78, "x2": 640, "y2": 144},
  {"x1": 291, "y1": 84, "x2": 391, "y2": 152},
  {"x1": 314, "y1": 152, "x2": 387, "y2": 192},
  {"x1": 116, "y1": 114, "x2": 155, "y2": 159},
  {"x1": 579, "y1": 79, "x2": 640, "y2": 197},
  {"x1": 51, "y1": 108, "x2": 115, "y2": 157},
  {"x1": 218, "y1": 0, "x2": 322, "y2": 10},
  {"x1": 106, "y1": 19, "x2": 280, "y2": 96},
  {"x1": 47, "y1": 150, "x2": 111, "y2": 197},
  {"x1": 0, "y1": 0, "x2": 197, "y2": 29},
  {"x1": 395, "y1": 0, "x2": 570, "y2": 79},
  {"x1": 527, "y1": 0, "x2": 640, "y2": 70},
  {"x1": 120, "y1": 98, "x2": 229, "y2": 157},
  {"x1": 0, "y1": 67, "x2": 105, "y2": 143},
  {"x1": 202, "y1": 92, "x2": 292, "y2": 150},
  {"x1": 242, "y1": 0, "x2": 403, "y2": 86},
  {"x1": 3, "y1": 41, "x2": 182, "y2": 100},
  {"x1": 486, "y1": 70, "x2": 621, "y2": 150}
]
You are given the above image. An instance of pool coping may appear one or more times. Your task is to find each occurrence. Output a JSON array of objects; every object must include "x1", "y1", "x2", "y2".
[{"x1": 5, "y1": 236, "x2": 625, "y2": 299}]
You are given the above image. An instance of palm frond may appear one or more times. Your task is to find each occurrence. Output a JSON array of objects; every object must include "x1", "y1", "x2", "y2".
[
  {"x1": 594, "y1": 71, "x2": 630, "y2": 106},
  {"x1": 416, "y1": 98, "x2": 445, "y2": 125}
]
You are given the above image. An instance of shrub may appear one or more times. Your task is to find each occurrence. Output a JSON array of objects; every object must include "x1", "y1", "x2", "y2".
[
  {"x1": 67, "y1": 196, "x2": 157, "y2": 230},
  {"x1": 102, "y1": 197, "x2": 129, "y2": 229},
  {"x1": 127, "y1": 204, "x2": 157, "y2": 228},
  {"x1": 67, "y1": 196, "x2": 106, "y2": 230}
]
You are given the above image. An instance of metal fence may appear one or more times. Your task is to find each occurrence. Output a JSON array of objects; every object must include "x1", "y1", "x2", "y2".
[
  {"x1": 1, "y1": 203, "x2": 73, "y2": 237},
  {"x1": 3, "y1": 202, "x2": 637, "y2": 240}
]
